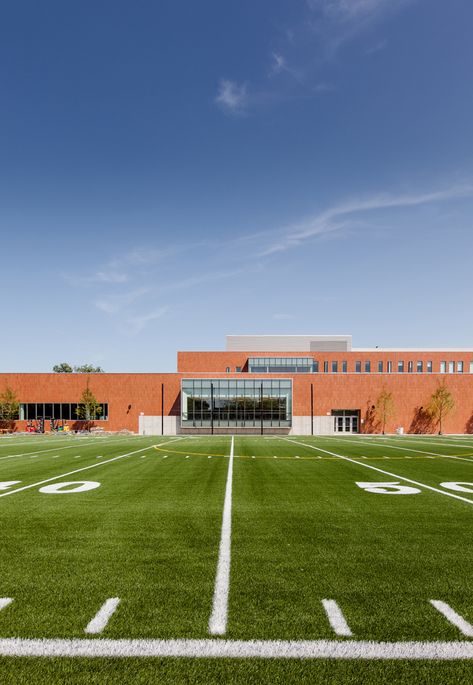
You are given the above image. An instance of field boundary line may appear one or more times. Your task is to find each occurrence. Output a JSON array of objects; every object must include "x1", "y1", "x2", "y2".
[
  {"x1": 1, "y1": 637, "x2": 473, "y2": 659},
  {"x1": 283, "y1": 439, "x2": 473, "y2": 506},
  {"x1": 208, "y1": 435, "x2": 234, "y2": 635},
  {"x1": 387, "y1": 437, "x2": 473, "y2": 450},
  {"x1": 343, "y1": 436, "x2": 473, "y2": 462},
  {"x1": 0, "y1": 438, "x2": 183, "y2": 499},
  {"x1": 0, "y1": 435, "x2": 156, "y2": 462}
]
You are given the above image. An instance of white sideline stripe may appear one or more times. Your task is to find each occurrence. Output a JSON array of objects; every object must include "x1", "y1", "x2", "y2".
[
  {"x1": 1, "y1": 638, "x2": 473, "y2": 659},
  {"x1": 85, "y1": 598, "x2": 120, "y2": 634},
  {"x1": 326, "y1": 435, "x2": 473, "y2": 464},
  {"x1": 0, "y1": 598, "x2": 13, "y2": 611},
  {"x1": 390, "y1": 436, "x2": 473, "y2": 450},
  {"x1": 0, "y1": 438, "x2": 183, "y2": 499},
  {"x1": 430, "y1": 601, "x2": 473, "y2": 637},
  {"x1": 283, "y1": 439, "x2": 473, "y2": 506},
  {"x1": 208, "y1": 435, "x2": 234, "y2": 636},
  {"x1": 0, "y1": 436, "x2": 145, "y2": 461},
  {"x1": 322, "y1": 600, "x2": 353, "y2": 637}
]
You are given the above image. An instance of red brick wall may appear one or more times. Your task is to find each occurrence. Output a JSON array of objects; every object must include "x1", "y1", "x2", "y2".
[
  {"x1": 1, "y1": 352, "x2": 473, "y2": 433},
  {"x1": 0, "y1": 374, "x2": 181, "y2": 432}
]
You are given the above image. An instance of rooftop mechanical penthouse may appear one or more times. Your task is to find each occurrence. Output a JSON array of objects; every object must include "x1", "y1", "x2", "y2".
[{"x1": 1, "y1": 335, "x2": 473, "y2": 435}]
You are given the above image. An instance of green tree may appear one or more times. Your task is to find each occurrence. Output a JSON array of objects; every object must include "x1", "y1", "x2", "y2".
[
  {"x1": 75, "y1": 381, "x2": 102, "y2": 427},
  {"x1": 375, "y1": 387, "x2": 396, "y2": 434},
  {"x1": 53, "y1": 362, "x2": 73, "y2": 373},
  {"x1": 0, "y1": 386, "x2": 20, "y2": 427},
  {"x1": 428, "y1": 380, "x2": 455, "y2": 435},
  {"x1": 74, "y1": 364, "x2": 104, "y2": 373}
]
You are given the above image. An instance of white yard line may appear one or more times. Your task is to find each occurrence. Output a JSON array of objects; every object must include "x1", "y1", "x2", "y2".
[
  {"x1": 430, "y1": 601, "x2": 473, "y2": 637},
  {"x1": 0, "y1": 637, "x2": 473, "y2": 659},
  {"x1": 0, "y1": 598, "x2": 13, "y2": 612},
  {"x1": 283, "y1": 439, "x2": 473, "y2": 506},
  {"x1": 388, "y1": 437, "x2": 473, "y2": 450},
  {"x1": 323, "y1": 435, "x2": 473, "y2": 464},
  {"x1": 84, "y1": 598, "x2": 120, "y2": 634},
  {"x1": 322, "y1": 600, "x2": 353, "y2": 637},
  {"x1": 0, "y1": 438, "x2": 183, "y2": 499},
  {"x1": 0, "y1": 436, "x2": 150, "y2": 462},
  {"x1": 208, "y1": 435, "x2": 234, "y2": 636}
]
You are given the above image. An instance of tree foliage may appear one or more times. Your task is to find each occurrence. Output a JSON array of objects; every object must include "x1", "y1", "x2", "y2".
[
  {"x1": 427, "y1": 380, "x2": 455, "y2": 434},
  {"x1": 375, "y1": 388, "x2": 396, "y2": 434},
  {"x1": 76, "y1": 381, "x2": 102, "y2": 421},
  {"x1": 0, "y1": 386, "x2": 20, "y2": 423},
  {"x1": 52, "y1": 363, "x2": 104, "y2": 373},
  {"x1": 74, "y1": 364, "x2": 104, "y2": 373},
  {"x1": 53, "y1": 362, "x2": 73, "y2": 373},
  {"x1": 75, "y1": 381, "x2": 102, "y2": 423}
]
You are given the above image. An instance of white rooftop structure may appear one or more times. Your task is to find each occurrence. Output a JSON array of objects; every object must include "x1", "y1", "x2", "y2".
[{"x1": 226, "y1": 335, "x2": 352, "y2": 352}]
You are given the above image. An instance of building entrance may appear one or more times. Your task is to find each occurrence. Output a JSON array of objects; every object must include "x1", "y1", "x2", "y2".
[{"x1": 332, "y1": 410, "x2": 360, "y2": 433}]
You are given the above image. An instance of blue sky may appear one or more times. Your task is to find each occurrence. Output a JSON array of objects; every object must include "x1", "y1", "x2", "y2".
[{"x1": 1, "y1": 0, "x2": 473, "y2": 372}]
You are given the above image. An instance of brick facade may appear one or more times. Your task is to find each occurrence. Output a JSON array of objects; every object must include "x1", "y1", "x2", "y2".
[{"x1": 1, "y1": 349, "x2": 472, "y2": 433}]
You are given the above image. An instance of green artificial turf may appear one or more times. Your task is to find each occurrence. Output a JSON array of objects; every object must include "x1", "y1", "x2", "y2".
[{"x1": 0, "y1": 432, "x2": 473, "y2": 683}]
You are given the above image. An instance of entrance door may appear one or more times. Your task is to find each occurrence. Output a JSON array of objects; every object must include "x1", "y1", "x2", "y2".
[{"x1": 333, "y1": 411, "x2": 360, "y2": 433}]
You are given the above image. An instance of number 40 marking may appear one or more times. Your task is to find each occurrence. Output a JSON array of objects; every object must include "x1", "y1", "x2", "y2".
[
  {"x1": 356, "y1": 481, "x2": 473, "y2": 495},
  {"x1": 0, "y1": 481, "x2": 101, "y2": 494}
]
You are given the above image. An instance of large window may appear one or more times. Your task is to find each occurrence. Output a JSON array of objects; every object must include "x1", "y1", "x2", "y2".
[
  {"x1": 248, "y1": 357, "x2": 314, "y2": 373},
  {"x1": 181, "y1": 379, "x2": 292, "y2": 428},
  {"x1": 19, "y1": 403, "x2": 109, "y2": 421}
]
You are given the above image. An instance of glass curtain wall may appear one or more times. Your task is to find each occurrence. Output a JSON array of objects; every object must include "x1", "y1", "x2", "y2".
[
  {"x1": 19, "y1": 403, "x2": 109, "y2": 421},
  {"x1": 181, "y1": 379, "x2": 292, "y2": 428},
  {"x1": 248, "y1": 358, "x2": 314, "y2": 373}
]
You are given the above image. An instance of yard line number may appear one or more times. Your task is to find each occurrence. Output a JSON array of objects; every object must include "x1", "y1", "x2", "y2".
[
  {"x1": 356, "y1": 481, "x2": 473, "y2": 495},
  {"x1": 0, "y1": 480, "x2": 101, "y2": 494}
]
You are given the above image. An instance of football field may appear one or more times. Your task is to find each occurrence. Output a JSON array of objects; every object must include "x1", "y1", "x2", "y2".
[{"x1": 1, "y1": 432, "x2": 473, "y2": 684}]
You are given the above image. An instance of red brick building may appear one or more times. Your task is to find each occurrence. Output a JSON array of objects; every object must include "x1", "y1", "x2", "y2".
[{"x1": 1, "y1": 335, "x2": 472, "y2": 434}]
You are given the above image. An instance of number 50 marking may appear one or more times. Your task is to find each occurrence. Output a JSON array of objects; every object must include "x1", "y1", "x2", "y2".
[
  {"x1": 356, "y1": 481, "x2": 473, "y2": 495},
  {"x1": 356, "y1": 481, "x2": 421, "y2": 495}
]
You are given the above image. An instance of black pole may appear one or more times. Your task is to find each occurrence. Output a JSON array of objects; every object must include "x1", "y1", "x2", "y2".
[
  {"x1": 211, "y1": 382, "x2": 214, "y2": 435},
  {"x1": 311, "y1": 383, "x2": 314, "y2": 436},
  {"x1": 161, "y1": 383, "x2": 164, "y2": 436},
  {"x1": 260, "y1": 382, "x2": 263, "y2": 435}
]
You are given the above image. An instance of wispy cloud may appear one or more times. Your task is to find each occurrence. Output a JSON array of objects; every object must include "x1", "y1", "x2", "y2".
[
  {"x1": 214, "y1": 0, "x2": 412, "y2": 116},
  {"x1": 122, "y1": 307, "x2": 168, "y2": 336},
  {"x1": 257, "y1": 183, "x2": 473, "y2": 256},
  {"x1": 94, "y1": 288, "x2": 149, "y2": 315},
  {"x1": 215, "y1": 80, "x2": 248, "y2": 114},
  {"x1": 270, "y1": 52, "x2": 287, "y2": 75},
  {"x1": 63, "y1": 269, "x2": 129, "y2": 286},
  {"x1": 309, "y1": 0, "x2": 393, "y2": 22},
  {"x1": 305, "y1": 0, "x2": 412, "y2": 57}
]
